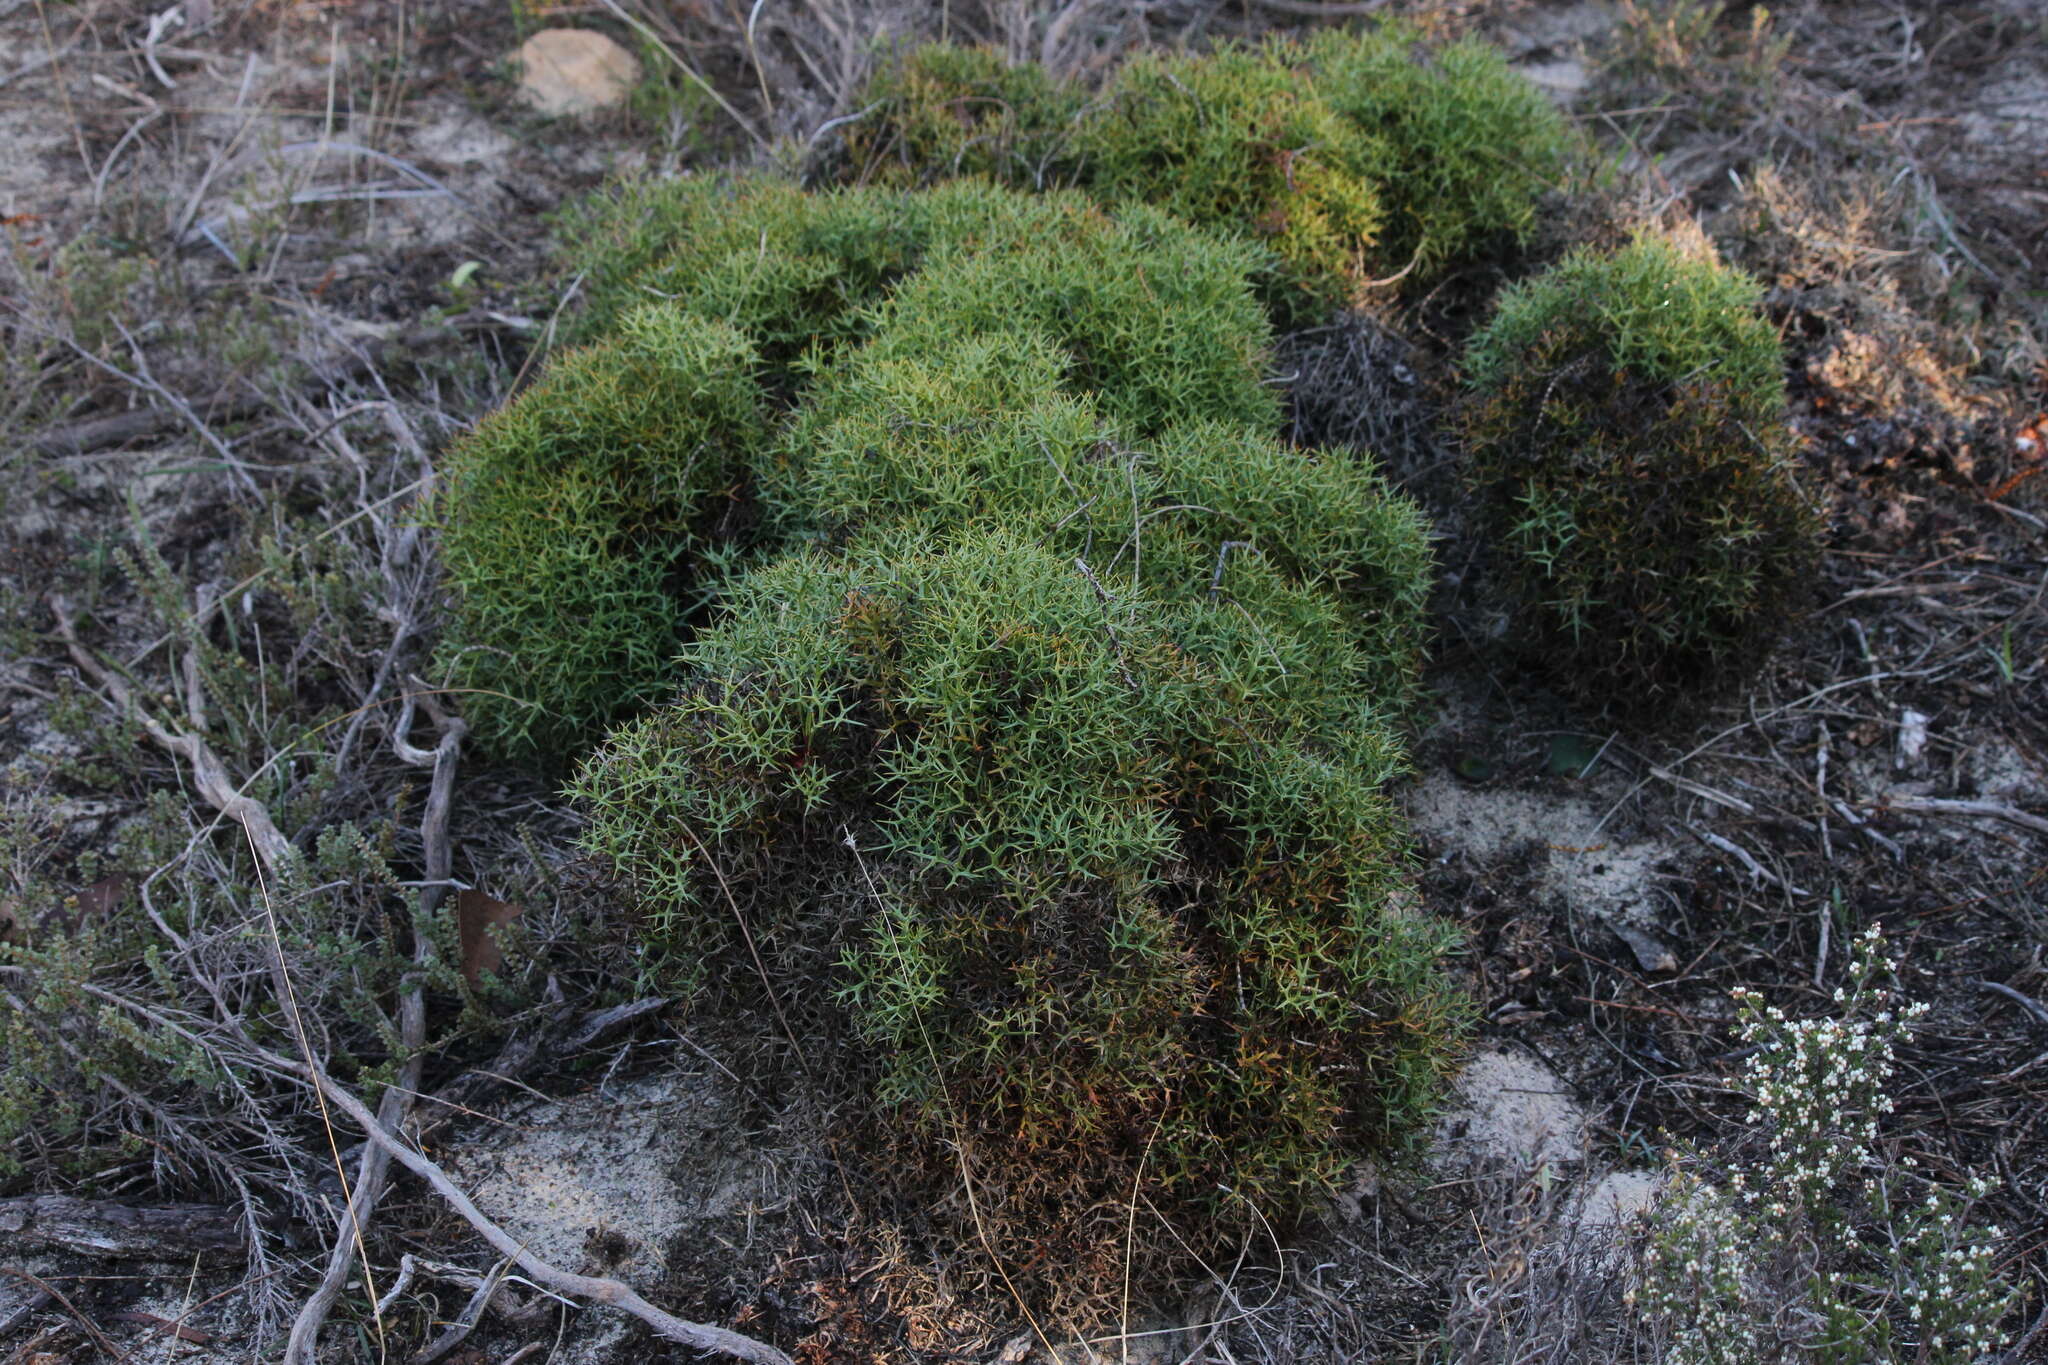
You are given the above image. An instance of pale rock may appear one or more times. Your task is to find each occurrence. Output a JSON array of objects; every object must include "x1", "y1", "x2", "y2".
[{"x1": 512, "y1": 29, "x2": 640, "y2": 117}]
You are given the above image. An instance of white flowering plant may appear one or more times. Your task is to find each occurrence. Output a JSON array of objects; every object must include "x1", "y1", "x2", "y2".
[{"x1": 1633, "y1": 928, "x2": 2017, "y2": 1365}]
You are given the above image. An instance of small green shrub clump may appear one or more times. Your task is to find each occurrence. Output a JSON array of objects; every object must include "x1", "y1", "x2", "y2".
[
  {"x1": 455, "y1": 179, "x2": 1280, "y2": 755},
  {"x1": 1303, "y1": 24, "x2": 1571, "y2": 280},
  {"x1": 434, "y1": 305, "x2": 766, "y2": 757},
  {"x1": 1636, "y1": 930, "x2": 2018, "y2": 1365},
  {"x1": 846, "y1": 198, "x2": 1278, "y2": 436},
  {"x1": 555, "y1": 175, "x2": 926, "y2": 364},
  {"x1": 840, "y1": 44, "x2": 1083, "y2": 189},
  {"x1": 452, "y1": 171, "x2": 1462, "y2": 1321},
  {"x1": 1462, "y1": 233, "x2": 1818, "y2": 711},
  {"x1": 782, "y1": 330, "x2": 1429, "y2": 699},
  {"x1": 1076, "y1": 45, "x2": 1386, "y2": 306},
  {"x1": 838, "y1": 24, "x2": 1571, "y2": 306},
  {"x1": 558, "y1": 175, "x2": 1276, "y2": 425},
  {"x1": 573, "y1": 531, "x2": 1461, "y2": 1321}
]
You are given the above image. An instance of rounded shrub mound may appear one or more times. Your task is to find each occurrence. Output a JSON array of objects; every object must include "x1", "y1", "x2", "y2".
[
  {"x1": 560, "y1": 174, "x2": 1278, "y2": 419},
  {"x1": 840, "y1": 198, "x2": 1279, "y2": 436},
  {"x1": 839, "y1": 43, "x2": 1083, "y2": 188},
  {"x1": 1304, "y1": 22, "x2": 1571, "y2": 280},
  {"x1": 1075, "y1": 44, "x2": 1386, "y2": 306},
  {"x1": 572, "y1": 530, "x2": 1462, "y2": 1323},
  {"x1": 838, "y1": 24, "x2": 1571, "y2": 307},
  {"x1": 456, "y1": 179, "x2": 1280, "y2": 756},
  {"x1": 433, "y1": 305, "x2": 765, "y2": 758},
  {"x1": 1462, "y1": 233, "x2": 1820, "y2": 711},
  {"x1": 781, "y1": 329, "x2": 1429, "y2": 700},
  {"x1": 451, "y1": 172, "x2": 1464, "y2": 1324}
]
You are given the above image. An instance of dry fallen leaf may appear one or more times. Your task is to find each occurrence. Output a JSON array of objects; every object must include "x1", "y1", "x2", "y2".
[{"x1": 456, "y1": 888, "x2": 523, "y2": 987}]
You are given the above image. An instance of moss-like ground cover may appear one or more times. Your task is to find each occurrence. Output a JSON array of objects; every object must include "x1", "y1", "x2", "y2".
[
  {"x1": 1463, "y1": 233, "x2": 1819, "y2": 713},
  {"x1": 433, "y1": 28, "x2": 1812, "y2": 1322},
  {"x1": 436, "y1": 168, "x2": 1463, "y2": 1317}
]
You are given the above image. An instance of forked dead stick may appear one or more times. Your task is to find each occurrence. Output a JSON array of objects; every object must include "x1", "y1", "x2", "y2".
[{"x1": 50, "y1": 595, "x2": 293, "y2": 874}]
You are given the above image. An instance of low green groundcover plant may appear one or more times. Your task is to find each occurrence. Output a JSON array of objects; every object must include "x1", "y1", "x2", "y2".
[
  {"x1": 433, "y1": 305, "x2": 765, "y2": 757},
  {"x1": 572, "y1": 531, "x2": 1463, "y2": 1322},
  {"x1": 837, "y1": 22, "x2": 1571, "y2": 306},
  {"x1": 840, "y1": 43, "x2": 1084, "y2": 189},
  {"x1": 450, "y1": 177, "x2": 1283, "y2": 758},
  {"x1": 1076, "y1": 43, "x2": 1386, "y2": 307},
  {"x1": 1299, "y1": 24, "x2": 1570, "y2": 281},
  {"x1": 779, "y1": 329, "x2": 1430, "y2": 704},
  {"x1": 442, "y1": 171, "x2": 1464, "y2": 1321},
  {"x1": 1462, "y1": 232, "x2": 1819, "y2": 712}
]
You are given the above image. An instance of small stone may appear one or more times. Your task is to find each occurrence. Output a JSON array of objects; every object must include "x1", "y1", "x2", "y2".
[
  {"x1": 512, "y1": 29, "x2": 640, "y2": 117},
  {"x1": 1896, "y1": 708, "x2": 1931, "y2": 769},
  {"x1": 1607, "y1": 918, "x2": 1678, "y2": 975}
]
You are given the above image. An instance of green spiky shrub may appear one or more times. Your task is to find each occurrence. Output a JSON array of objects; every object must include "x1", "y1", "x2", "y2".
[
  {"x1": 839, "y1": 44, "x2": 1084, "y2": 188},
  {"x1": 839, "y1": 198, "x2": 1279, "y2": 436},
  {"x1": 459, "y1": 171, "x2": 1463, "y2": 1320},
  {"x1": 1074, "y1": 44, "x2": 1386, "y2": 308},
  {"x1": 839, "y1": 26, "x2": 1569, "y2": 306},
  {"x1": 572, "y1": 530, "x2": 1462, "y2": 1323},
  {"x1": 1305, "y1": 23, "x2": 1572, "y2": 280},
  {"x1": 1463, "y1": 234, "x2": 1818, "y2": 712},
  {"x1": 460, "y1": 180, "x2": 1277, "y2": 756},
  {"x1": 559, "y1": 175, "x2": 1092, "y2": 360},
  {"x1": 557, "y1": 174, "x2": 1276, "y2": 416},
  {"x1": 781, "y1": 329, "x2": 1429, "y2": 701},
  {"x1": 433, "y1": 305, "x2": 766, "y2": 757},
  {"x1": 556, "y1": 175, "x2": 931, "y2": 362}
]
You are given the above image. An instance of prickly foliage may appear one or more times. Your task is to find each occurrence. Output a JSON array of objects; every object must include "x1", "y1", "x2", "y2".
[
  {"x1": 1076, "y1": 44, "x2": 1387, "y2": 306},
  {"x1": 781, "y1": 329, "x2": 1429, "y2": 702},
  {"x1": 1463, "y1": 235, "x2": 1818, "y2": 711},
  {"x1": 572, "y1": 532, "x2": 1461, "y2": 1321},
  {"x1": 1304, "y1": 23, "x2": 1571, "y2": 279},
  {"x1": 433, "y1": 305, "x2": 766, "y2": 757},
  {"x1": 446, "y1": 173, "x2": 1461, "y2": 1321},
  {"x1": 839, "y1": 22, "x2": 1571, "y2": 304},
  {"x1": 840, "y1": 44, "x2": 1084, "y2": 188}
]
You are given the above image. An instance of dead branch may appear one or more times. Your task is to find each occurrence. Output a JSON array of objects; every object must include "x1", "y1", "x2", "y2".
[
  {"x1": 257, "y1": 1039, "x2": 794, "y2": 1365},
  {"x1": 49, "y1": 595, "x2": 293, "y2": 875},
  {"x1": 1244, "y1": 0, "x2": 1388, "y2": 14},
  {"x1": 284, "y1": 680, "x2": 466, "y2": 1363},
  {"x1": 413, "y1": 995, "x2": 670, "y2": 1144},
  {"x1": 1977, "y1": 980, "x2": 2048, "y2": 1030},
  {"x1": 27, "y1": 321, "x2": 452, "y2": 457},
  {"x1": 1867, "y1": 795, "x2": 2048, "y2": 838},
  {"x1": 0, "y1": 1196, "x2": 243, "y2": 1262},
  {"x1": 0, "y1": 1268, "x2": 119, "y2": 1359},
  {"x1": 412, "y1": 1257, "x2": 510, "y2": 1365},
  {"x1": 1680, "y1": 822, "x2": 1813, "y2": 897}
]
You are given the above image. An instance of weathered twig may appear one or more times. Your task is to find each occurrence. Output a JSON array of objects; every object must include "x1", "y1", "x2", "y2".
[
  {"x1": 413, "y1": 995, "x2": 670, "y2": 1144},
  {"x1": 50, "y1": 596, "x2": 293, "y2": 875},
  {"x1": 1867, "y1": 795, "x2": 2048, "y2": 838},
  {"x1": 0, "y1": 1285, "x2": 52, "y2": 1337},
  {"x1": 1680, "y1": 822, "x2": 1812, "y2": 897},
  {"x1": 1977, "y1": 980, "x2": 2048, "y2": 1030},
  {"x1": 0, "y1": 1196, "x2": 242, "y2": 1262},
  {"x1": 261, "y1": 1041, "x2": 793, "y2": 1364},
  {"x1": 28, "y1": 322, "x2": 451, "y2": 457},
  {"x1": 285, "y1": 681, "x2": 465, "y2": 1363},
  {"x1": 0, "y1": 1268, "x2": 119, "y2": 1359},
  {"x1": 412, "y1": 1257, "x2": 510, "y2": 1365}
]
